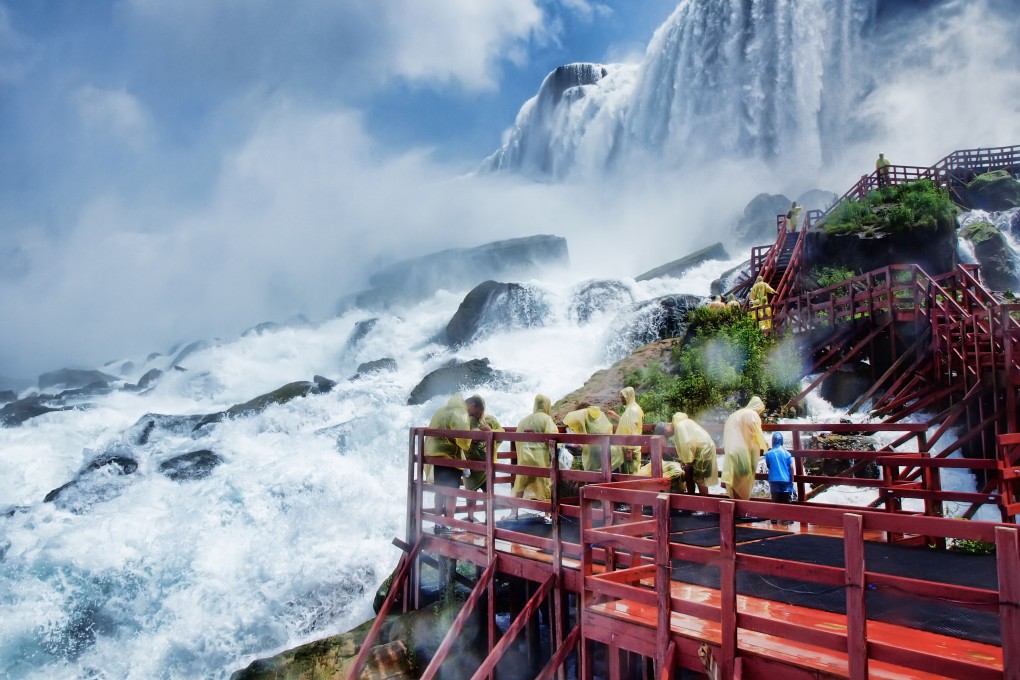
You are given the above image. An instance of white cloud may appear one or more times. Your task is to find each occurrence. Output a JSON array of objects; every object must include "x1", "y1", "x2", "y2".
[
  {"x1": 121, "y1": 0, "x2": 552, "y2": 93},
  {"x1": 73, "y1": 86, "x2": 152, "y2": 149}
]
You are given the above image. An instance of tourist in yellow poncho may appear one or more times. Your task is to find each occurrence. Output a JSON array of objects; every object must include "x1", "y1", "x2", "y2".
[
  {"x1": 464, "y1": 394, "x2": 503, "y2": 522},
  {"x1": 786, "y1": 201, "x2": 803, "y2": 232},
  {"x1": 749, "y1": 276, "x2": 777, "y2": 330},
  {"x1": 425, "y1": 394, "x2": 472, "y2": 525},
  {"x1": 669, "y1": 412, "x2": 718, "y2": 494},
  {"x1": 876, "y1": 152, "x2": 891, "y2": 187},
  {"x1": 607, "y1": 386, "x2": 644, "y2": 474},
  {"x1": 563, "y1": 404, "x2": 618, "y2": 472},
  {"x1": 721, "y1": 396, "x2": 769, "y2": 500},
  {"x1": 513, "y1": 394, "x2": 558, "y2": 503},
  {"x1": 707, "y1": 295, "x2": 726, "y2": 310}
]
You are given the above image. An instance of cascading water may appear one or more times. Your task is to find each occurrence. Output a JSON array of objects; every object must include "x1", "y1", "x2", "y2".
[
  {"x1": 482, "y1": 0, "x2": 879, "y2": 177},
  {"x1": 0, "y1": 257, "x2": 738, "y2": 679}
]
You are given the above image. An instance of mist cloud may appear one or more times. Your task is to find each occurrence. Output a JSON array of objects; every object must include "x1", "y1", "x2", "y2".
[{"x1": 1, "y1": 0, "x2": 1018, "y2": 378}]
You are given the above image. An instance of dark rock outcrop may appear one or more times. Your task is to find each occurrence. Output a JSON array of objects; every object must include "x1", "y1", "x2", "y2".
[
  {"x1": 127, "y1": 413, "x2": 208, "y2": 446},
  {"x1": 820, "y1": 362, "x2": 874, "y2": 408},
  {"x1": 408, "y1": 358, "x2": 519, "y2": 406},
  {"x1": 960, "y1": 221, "x2": 1020, "y2": 291},
  {"x1": 172, "y1": 340, "x2": 214, "y2": 367},
  {"x1": 345, "y1": 319, "x2": 378, "y2": 350},
  {"x1": 343, "y1": 235, "x2": 568, "y2": 312},
  {"x1": 635, "y1": 242, "x2": 730, "y2": 282},
  {"x1": 44, "y1": 450, "x2": 139, "y2": 512},
  {"x1": 444, "y1": 281, "x2": 549, "y2": 347},
  {"x1": 604, "y1": 294, "x2": 701, "y2": 361},
  {"x1": 193, "y1": 379, "x2": 333, "y2": 431},
  {"x1": 805, "y1": 218, "x2": 958, "y2": 277},
  {"x1": 313, "y1": 375, "x2": 338, "y2": 393},
  {"x1": 568, "y1": 280, "x2": 633, "y2": 325},
  {"x1": 352, "y1": 359, "x2": 398, "y2": 379},
  {"x1": 957, "y1": 170, "x2": 1020, "y2": 211},
  {"x1": 0, "y1": 390, "x2": 16, "y2": 404},
  {"x1": 38, "y1": 368, "x2": 117, "y2": 391},
  {"x1": 0, "y1": 395, "x2": 69, "y2": 427},
  {"x1": 159, "y1": 450, "x2": 222, "y2": 481},
  {"x1": 734, "y1": 193, "x2": 791, "y2": 244},
  {"x1": 136, "y1": 368, "x2": 163, "y2": 390}
]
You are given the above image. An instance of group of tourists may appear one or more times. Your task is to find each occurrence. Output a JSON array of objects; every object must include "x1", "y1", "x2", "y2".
[{"x1": 424, "y1": 389, "x2": 796, "y2": 530}]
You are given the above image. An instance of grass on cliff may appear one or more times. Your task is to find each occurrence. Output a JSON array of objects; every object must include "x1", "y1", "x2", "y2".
[
  {"x1": 819, "y1": 179, "x2": 958, "y2": 237},
  {"x1": 626, "y1": 306, "x2": 801, "y2": 422}
]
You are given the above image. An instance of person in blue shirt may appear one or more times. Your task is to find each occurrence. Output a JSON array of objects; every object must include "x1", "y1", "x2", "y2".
[{"x1": 764, "y1": 432, "x2": 795, "y2": 525}]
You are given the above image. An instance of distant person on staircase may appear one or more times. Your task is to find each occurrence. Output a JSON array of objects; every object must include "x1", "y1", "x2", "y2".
[
  {"x1": 786, "y1": 201, "x2": 803, "y2": 232},
  {"x1": 668, "y1": 412, "x2": 719, "y2": 495},
  {"x1": 764, "y1": 432, "x2": 795, "y2": 525},
  {"x1": 721, "y1": 396, "x2": 770, "y2": 501},
  {"x1": 707, "y1": 295, "x2": 727, "y2": 310},
  {"x1": 512, "y1": 394, "x2": 559, "y2": 519},
  {"x1": 749, "y1": 276, "x2": 777, "y2": 330},
  {"x1": 607, "y1": 386, "x2": 644, "y2": 474},
  {"x1": 876, "y1": 153, "x2": 891, "y2": 187},
  {"x1": 464, "y1": 394, "x2": 503, "y2": 523},
  {"x1": 726, "y1": 294, "x2": 741, "y2": 309},
  {"x1": 425, "y1": 394, "x2": 472, "y2": 533}
]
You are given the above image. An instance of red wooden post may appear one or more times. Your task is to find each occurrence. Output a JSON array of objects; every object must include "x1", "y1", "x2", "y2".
[
  {"x1": 655, "y1": 494, "x2": 671, "y2": 675},
  {"x1": 719, "y1": 500, "x2": 738, "y2": 679},
  {"x1": 997, "y1": 526, "x2": 1020, "y2": 680},
  {"x1": 843, "y1": 513, "x2": 868, "y2": 680},
  {"x1": 651, "y1": 435, "x2": 663, "y2": 479}
]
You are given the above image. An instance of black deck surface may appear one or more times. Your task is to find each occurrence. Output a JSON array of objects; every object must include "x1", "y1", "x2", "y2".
[
  {"x1": 491, "y1": 514, "x2": 1000, "y2": 645},
  {"x1": 672, "y1": 532, "x2": 1000, "y2": 645}
]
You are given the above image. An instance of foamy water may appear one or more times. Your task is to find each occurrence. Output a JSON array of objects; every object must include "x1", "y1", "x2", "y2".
[{"x1": 0, "y1": 258, "x2": 742, "y2": 679}]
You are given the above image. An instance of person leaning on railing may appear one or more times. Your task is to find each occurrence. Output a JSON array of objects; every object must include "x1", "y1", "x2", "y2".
[
  {"x1": 876, "y1": 152, "x2": 891, "y2": 187},
  {"x1": 464, "y1": 394, "x2": 503, "y2": 523},
  {"x1": 606, "y1": 386, "x2": 644, "y2": 474},
  {"x1": 512, "y1": 394, "x2": 559, "y2": 523},
  {"x1": 424, "y1": 393, "x2": 472, "y2": 534}
]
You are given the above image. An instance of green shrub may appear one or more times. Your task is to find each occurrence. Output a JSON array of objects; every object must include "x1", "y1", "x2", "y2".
[
  {"x1": 628, "y1": 306, "x2": 801, "y2": 421},
  {"x1": 819, "y1": 179, "x2": 958, "y2": 236}
]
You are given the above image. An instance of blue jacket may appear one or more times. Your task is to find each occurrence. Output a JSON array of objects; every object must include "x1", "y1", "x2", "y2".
[{"x1": 764, "y1": 432, "x2": 793, "y2": 492}]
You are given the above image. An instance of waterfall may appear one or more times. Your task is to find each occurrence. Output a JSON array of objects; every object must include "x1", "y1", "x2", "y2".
[{"x1": 483, "y1": 0, "x2": 880, "y2": 177}]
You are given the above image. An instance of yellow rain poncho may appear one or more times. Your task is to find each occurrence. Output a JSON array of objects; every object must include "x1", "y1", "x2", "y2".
[
  {"x1": 707, "y1": 296, "x2": 726, "y2": 310},
  {"x1": 749, "y1": 277, "x2": 777, "y2": 331},
  {"x1": 614, "y1": 387, "x2": 644, "y2": 474},
  {"x1": 786, "y1": 202, "x2": 803, "y2": 232},
  {"x1": 563, "y1": 405, "x2": 619, "y2": 472},
  {"x1": 465, "y1": 407, "x2": 503, "y2": 491},
  {"x1": 512, "y1": 394, "x2": 559, "y2": 500},
  {"x1": 671, "y1": 412, "x2": 718, "y2": 488},
  {"x1": 721, "y1": 397, "x2": 769, "y2": 500},
  {"x1": 424, "y1": 394, "x2": 471, "y2": 483}
]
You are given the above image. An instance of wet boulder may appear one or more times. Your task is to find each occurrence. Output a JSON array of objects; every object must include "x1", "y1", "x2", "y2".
[
  {"x1": 408, "y1": 358, "x2": 520, "y2": 406},
  {"x1": 957, "y1": 170, "x2": 1020, "y2": 211},
  {"x1": 193, "y1": 379, "x2": 331, "y2": 430},
  {"x1": 820, "y1": 362, "x2": 874, "y2": 408},
  {"x1": 159, "y1": 450, "x2": 222, "y2": 481},
  {"x1": 136, "y1": 368, "x2": 163, "y2": 390},
  {"x1": 635, "y1": 242, "x2": 729, "y2": 282},
  {"x1": 44, "y1": 450, "x2": 139, "y2": 512},
  {"x1": 345, "y1": 318, "x2": 378, "y2": 350},
  {"x1": 569, "y1": 280, "x2": 633, "y2": 325},
  {"x1": 37, "y1": 368, "x2": 117, "y2": 391},
  {"x1": 0, "y1": 390, "x2": 16, "y2": 404},
  {"x1": 127, "y1": 413, "x2": 209, "y2": 445},
  {"x1": 0, "y1": 395, "x2": 69, "y2": 427},
  {"x1": 313, "y1": 375, "x2": 338, "y2": 393},
  {"x1": 733, "y1": 193, "x2": 791, "y2": 244},
  {"x1": 172, "y1": 340, "x2": 215, "y2": 367},
  {"x1": 960, "y1": 220, "x2": 1020, "y2": 291},
  {"x1": 444, "y1": 280, "x2": 549, "y2": 347},
  {"x1": 604, "y1": 294, "x2": 701, "y2": 361},
  {"x1": 348, "y1": 234, "x2": 569, "y2": 312},
  {"x1": 352, "y1": 358, "x2": 398, "y2": 379}
]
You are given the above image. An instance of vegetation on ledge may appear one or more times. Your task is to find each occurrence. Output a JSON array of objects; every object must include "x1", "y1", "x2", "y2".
[
  {"x1": 625, "y1": 306, "x2": 801, "y2": 422},
  {"x1": 818, "y1": 179, "x2": 959, "y2": 237}
]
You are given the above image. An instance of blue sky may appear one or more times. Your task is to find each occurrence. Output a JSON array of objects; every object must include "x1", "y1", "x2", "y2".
[
  {"x1": 0, "y1": 0, "x2": 677, "y2": 235},
  {"x1": 0, "y1": 0, "x2": 683, "y2": 375}
]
